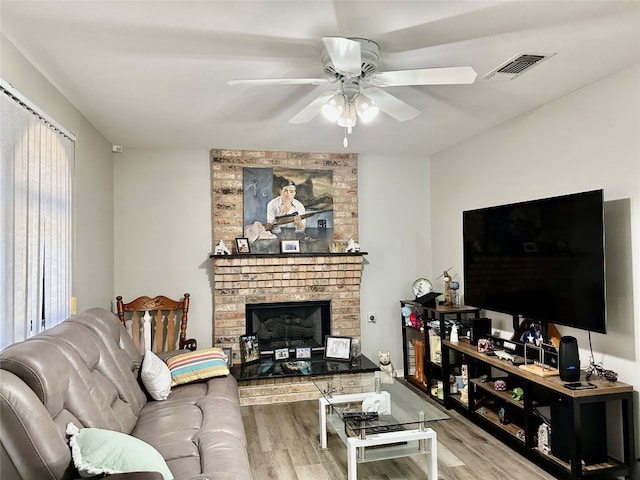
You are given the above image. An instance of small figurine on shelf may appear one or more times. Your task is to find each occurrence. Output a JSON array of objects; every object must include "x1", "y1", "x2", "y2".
[
  {"x1": 401, "y1": 306, "x2": 413, "y2": 327},
  {"x1": 443, "y1": 270, "x2": 452, "y2": 305},
  {"x1": 378, "y1": 351, "x2": 397, "y2": 384},
  {"x1": 214, "y1": 240, "x2": 231, "y2": 255},
  {"x1": 512, "y1": 387, "x2": 524, "y2": 401},
  {"x1": 450, "y1": 324, "x2": 459, "y2": 342},
  {"x1": 520, "y1": 322, "x2": 544, "y2": 347},
  {"x1": 449, "y1": 280, "x2": 460, "y2": 306},
  {"x1": 537, "y1": 422, "x2": 551, "y2": 454},
  {"x1": 459, "y1": 364, "x2": 469, "y2": 405},
  {"x1": 498, "y1": 407, "x2": 509, "y2": 425},
  {"x1": 401, "y1": 305, "x2": 422, "y2": 330},
  {"x1": 345, "y1": 238, "x2": 361, "y2": 253}
]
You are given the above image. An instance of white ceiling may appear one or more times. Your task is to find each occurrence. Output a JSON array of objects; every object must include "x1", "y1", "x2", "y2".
[{"x1": 2, "y1": 1, "x2": 639, "y2": 156}]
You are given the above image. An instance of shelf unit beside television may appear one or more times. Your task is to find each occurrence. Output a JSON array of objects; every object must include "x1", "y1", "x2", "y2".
[
  {"x1": 400, "y1": 301, "x2": 480, "y2": 404},
  {"x1": 441, "y1": 338, "x2": 635, "y2": 480}
]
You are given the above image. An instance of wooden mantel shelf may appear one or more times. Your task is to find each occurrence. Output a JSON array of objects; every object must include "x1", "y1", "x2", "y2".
[{"x1": 209, "y1": 252, "x2": 368, "y2": 260}]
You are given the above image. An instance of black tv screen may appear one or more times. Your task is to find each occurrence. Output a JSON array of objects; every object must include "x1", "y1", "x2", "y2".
[{"x1": 463, "y1": 189, "x2": 606, "y2": 333}]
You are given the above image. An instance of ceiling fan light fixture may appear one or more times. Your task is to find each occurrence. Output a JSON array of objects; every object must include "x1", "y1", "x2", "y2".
[
  {"x1": 337, "y1": 101, "x2": 357, "y2": 128},
  {"x1": 321, "y1": 93, "x2": 345, "y2": 122},
  {"x1": 355, "y1": 94, "x2": 379, "y2": 123},
  {"x1": 230, "y1": 35, "x2": 477, "y2": 147}
]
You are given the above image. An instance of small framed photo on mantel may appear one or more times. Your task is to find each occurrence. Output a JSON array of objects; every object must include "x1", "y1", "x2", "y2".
[
  {"x1": 235, "y1": 237, "x2": 251, "y2": 254},
  {"x1": 280, "y1": 239, "x2": 301, "y2": 253}
]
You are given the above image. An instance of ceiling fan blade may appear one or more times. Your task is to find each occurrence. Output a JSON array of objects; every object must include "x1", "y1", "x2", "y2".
[
  {"x1": 228, "y1": 78, "x2": 330, "y2": 86},
  {"x1": 289, "y1": 91, "x2": 337, "y2": 124},
  {"x1": 321, "y1": 37, "x2": 362, "y2": 76},
  {"x1": 363, "y1": 87, "x2": 420, "y2": 122},
  {"x1": 370, "y1": 66, "x2": 477, "y2": 87}
]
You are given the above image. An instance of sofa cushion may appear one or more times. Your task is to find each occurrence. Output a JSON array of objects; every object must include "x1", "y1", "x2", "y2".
[
  {"x1": 166, "y1": 348, "x2": 229, "y2": 387},
  {"x1": 66, "y1": 423, "x2": 173, "y2": 480},
  {"x1": 132, "y1": 375, "x2": 248, "y2": 479},
  {"x1": 141, "y1": 351, "x2": 171, "y2": 400},
  {"x1": 68, "y1": 308, "x2": 148, "y2": 413}
]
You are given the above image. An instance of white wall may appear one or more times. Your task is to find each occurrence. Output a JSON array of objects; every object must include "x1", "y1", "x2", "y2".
[
  {"x1": 430, "y1": 65, "x2": 640, "y2": 455},
  {"x1": 1, "y1": 35, "x2": 115, "y2": 311},
  {"x1": 114, "y1": 149, "x2": 213, "y2": 347},
  {"x1": 358, "y1": 155, "x2": 431, "y2": 368},
  {"x1": 113, "y1": 150, "x2": 432, "y2": 360}
]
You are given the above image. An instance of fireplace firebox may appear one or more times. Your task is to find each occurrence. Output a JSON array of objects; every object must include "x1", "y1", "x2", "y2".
[{"x1": 245, "y1": 300, "x2": 331, "y2": 355}]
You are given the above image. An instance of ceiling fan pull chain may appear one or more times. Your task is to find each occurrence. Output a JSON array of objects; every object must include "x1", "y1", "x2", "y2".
[{"x1": 343, "y1": 128, "x2": 349, "y2": 148}]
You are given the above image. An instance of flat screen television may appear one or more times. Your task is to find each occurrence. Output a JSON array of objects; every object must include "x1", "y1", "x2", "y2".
[{"x1": 463, "y1": 189, "x2": 606, "y2": 334}]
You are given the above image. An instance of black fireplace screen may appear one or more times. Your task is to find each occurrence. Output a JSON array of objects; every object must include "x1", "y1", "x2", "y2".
[{"x1": 245, "y1": 300, "x2": 331, "y2": 354}]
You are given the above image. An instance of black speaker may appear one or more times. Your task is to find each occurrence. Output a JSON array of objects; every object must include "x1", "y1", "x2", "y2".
[
  {"x1": 469, "y1": 318, "x2": 492, "y2": 346},
  {"x1": 559, "y1": 336, "x2": 580, "y2": 382},
  {"x1": 550, "y1": 393, "x2": 607, "y2": 465}
]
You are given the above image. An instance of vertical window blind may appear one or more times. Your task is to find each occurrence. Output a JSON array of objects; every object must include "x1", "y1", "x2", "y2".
[{"x1": 1, "y1": 80, "x2": 75, "y2": 349}]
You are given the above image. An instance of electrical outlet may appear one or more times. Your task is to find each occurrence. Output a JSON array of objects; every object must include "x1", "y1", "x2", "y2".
[{"x1": 367, "y1": 312, "x2": 376, "y2": 323}]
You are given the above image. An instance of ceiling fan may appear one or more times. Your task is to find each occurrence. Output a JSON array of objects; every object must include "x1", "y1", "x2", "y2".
[{"x1": 228, "y1": 37, "x2": 477, "y2": 146}]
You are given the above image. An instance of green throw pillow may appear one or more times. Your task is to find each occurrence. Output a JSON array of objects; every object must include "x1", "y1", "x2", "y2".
[{"x1": 66, "y1": 423, "x2": 173, "y2": 480}]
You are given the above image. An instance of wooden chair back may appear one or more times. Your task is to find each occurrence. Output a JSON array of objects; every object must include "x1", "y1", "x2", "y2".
[{"x1": 115, "y1": 293, "x2": 197, "y2": 354}]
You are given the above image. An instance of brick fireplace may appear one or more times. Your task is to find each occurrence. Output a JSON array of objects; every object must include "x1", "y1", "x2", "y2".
[
  {"x1": 212, "y1": 254, "x2": 364, "y2": 358},
  {"x1": 210, "y1": 150, "x2": 370, "y2": 404}
]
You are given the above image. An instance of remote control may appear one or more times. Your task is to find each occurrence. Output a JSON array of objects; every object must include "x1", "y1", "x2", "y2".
[
  {"x1": 343, "y1": 411, "x2": 378, "y2": 421},
  {"x1": 564, "y1": 382, "x2": 597, "y2": 390}
]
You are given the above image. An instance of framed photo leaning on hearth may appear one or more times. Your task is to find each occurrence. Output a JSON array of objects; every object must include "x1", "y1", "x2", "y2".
[
  {"x1": 221, "y1": 347, "x2": 233, "y2": 367},
  {"x1": 280, "y1": 239, "x2": 300, "y2": 253},
  {"x1": 240, "y1": 333, "x2": 260, "y2": 364},
  {"x1": 324, "y1": 335, "x2": 352, "y2": 361},
  {"x1": 295, "y1": 346, "x2": 312, "y2": 359},
  {"x1": 273, "y1": 347, "x2": 290, "y2": 361}
]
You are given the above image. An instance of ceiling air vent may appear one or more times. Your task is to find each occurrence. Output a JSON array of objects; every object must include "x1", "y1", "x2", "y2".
[{"x1": 483, "y1": 52, "x2": 555, "y2": 80}]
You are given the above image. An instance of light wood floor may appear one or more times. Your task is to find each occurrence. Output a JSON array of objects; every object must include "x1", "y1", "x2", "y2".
[{"x1": 241, "y1": 397, "x2": 558, "y2": 480}]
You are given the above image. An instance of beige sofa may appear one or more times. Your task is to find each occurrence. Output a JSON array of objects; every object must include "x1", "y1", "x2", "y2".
[{"x1": 0, "y1": 308, "x2": 252, "y2": 480}]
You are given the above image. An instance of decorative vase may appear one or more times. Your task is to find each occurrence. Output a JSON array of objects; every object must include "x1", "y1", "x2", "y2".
[{"x1": 412, "y1": 338, "x2": 426, "y2": 384}]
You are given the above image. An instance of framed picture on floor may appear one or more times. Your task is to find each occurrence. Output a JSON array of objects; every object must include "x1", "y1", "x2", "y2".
[
  {"x1": 240, "y1": 333, "x2": 260, "y2": 364},
  {"x1": 324, "y1": 335, "x2": 352, "y2": 361}
]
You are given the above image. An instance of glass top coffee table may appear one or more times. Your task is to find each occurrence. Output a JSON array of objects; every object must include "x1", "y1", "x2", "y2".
[{"x1": 313, "y1": 374, "x2": 448, "y2": 480}]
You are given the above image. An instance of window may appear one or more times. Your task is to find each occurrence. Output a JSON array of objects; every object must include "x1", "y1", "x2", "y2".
[{"x1": 1, "y1": 80, "x2": 75, "y2": 349}]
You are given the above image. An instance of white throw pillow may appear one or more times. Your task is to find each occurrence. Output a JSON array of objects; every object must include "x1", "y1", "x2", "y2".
[{"x1": 141, "y1": 350, "x2": 171, "y2": 400}]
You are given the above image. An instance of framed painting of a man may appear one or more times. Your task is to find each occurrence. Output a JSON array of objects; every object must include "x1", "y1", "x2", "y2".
[{"x1": 242, "y1": 167, "x2": 333, "y2": 254}]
